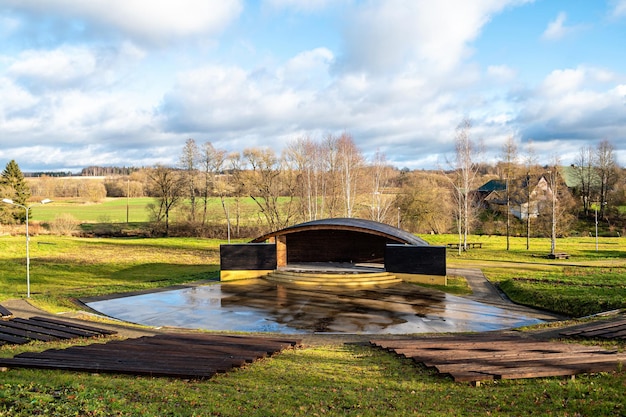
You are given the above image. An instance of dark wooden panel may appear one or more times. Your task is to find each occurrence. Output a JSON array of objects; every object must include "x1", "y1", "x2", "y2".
[
  {"x1": 220, "y1": 244, "x2": 277, "y2": 270},
  {"x1": 385, "y1": 245, "x2": 446, "y2": 276},
  {"x1": 371, "y1": 334, "x2": 626, "y2": 383},
  {"x1": 0, "y1": 316, "x2": 116, "y2": 346},
  {"x1": 0, "y1": 304, "x2": 12, "y2": 318},
  {"x1": 286, "y1": 230, "x2": 391, "y2": 263},
  {"x1": 0, "y1": 334, "x2": 301, "y2": 380}
]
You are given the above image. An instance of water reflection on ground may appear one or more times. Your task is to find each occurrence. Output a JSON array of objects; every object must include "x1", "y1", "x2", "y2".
[{"x1": 85, "y1": 279, "x2": 543, "y2": 334}]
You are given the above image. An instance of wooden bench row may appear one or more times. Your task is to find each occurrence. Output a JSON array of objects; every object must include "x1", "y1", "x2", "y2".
[
  {"x1": 0, "y1": 315, "x2": 116, "y2": 345},
  {"x1": 548, "y1": 252, "x2": 570, "y2": 259},
  {"x1": 371, "y1": 334, "x2": 626, "y2": 384},
  {"x1": 446, "y1": 242, "x2": 483, "y2": 249},
  {"x1": 0, "y1": 334, "x2": 301, "y2": 379}
]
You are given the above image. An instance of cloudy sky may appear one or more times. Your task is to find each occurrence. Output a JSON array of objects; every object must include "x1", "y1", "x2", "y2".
[{"x1": 1, "y1": 0, "x2": 625, "y2": 173}]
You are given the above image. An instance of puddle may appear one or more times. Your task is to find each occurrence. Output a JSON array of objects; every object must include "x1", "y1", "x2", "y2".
[{"x1": 85, "y1": 279, "x2": 543, "y2": 334}]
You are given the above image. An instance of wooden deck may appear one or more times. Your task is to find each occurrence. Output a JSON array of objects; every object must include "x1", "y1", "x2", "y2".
[
  {"x1": 0, "y1": 304, "x2": 12, "y2": 319},
  {"x1": 0, "y1": 334, "x2": 301, "y2": 379},
  {"x1": 0, "y1": 316, "x2": 116, "y2": 345},
  {"x1": 371, "y1": 334, "x2": 626, "y2": 384},
  {"x1": 560, "y1": 317, "x2": 626, "y2": 340}
]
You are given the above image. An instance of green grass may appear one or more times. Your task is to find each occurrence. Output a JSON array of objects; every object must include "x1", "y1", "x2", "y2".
[
  {"x1": 1, "y1": 234, "x2": 625, "y2": 415},
  {"x1": 32, "y1": 196, "x2": 270, "y2": 224},
  {"x1": 1, "y1": 340, "x2": 625, "y2": 416},
  {"x1": 0, "y1": 235, "x2": 222, "y2": 311},
  {"x1": 33, "y1": 197, "x2": 156, "y2": 223},
  {"x1": 420, "y1": 234, "x2": 626, "y2": 317}
]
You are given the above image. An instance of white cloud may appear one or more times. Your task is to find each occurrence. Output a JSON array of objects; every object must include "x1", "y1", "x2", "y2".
[
  {"x1": 2, "y1": 0, "x2": 243, "y2": 45},
  {"x1": 519, "y1": 67, "x2": 626, "y2": 148},
  {"x1": 0, "y1": 78, "x2": 38, "y2": 113},
  {"x1": 487, "y1": 65, "x2": 517, "y2": 82},
  {"x1": 541, "y1": 11, "x2": 589, "y2": 41},
  {"x1": 610, "y1": 0, "x2": 626, "y2": 17},
  {"x1": 541, "y1": 68, "x2": 586, "y2": 96},
  {"x1": 264, "y1": 0, "x2": 338, "y2": 12},
  {"x1": 8, "y1": 47, "x2": 97, "y2": 87},
  {"x1": 542, "y1": 12, "x2": 569, "y2": 40},
  {"x1": 337, "y1": 0, "x2": 531, "y2": 75}
]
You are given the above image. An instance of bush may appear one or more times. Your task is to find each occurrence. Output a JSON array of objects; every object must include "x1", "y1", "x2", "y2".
[{"x1": 49, "y1": 213, "x2": 80, "y2": 236}]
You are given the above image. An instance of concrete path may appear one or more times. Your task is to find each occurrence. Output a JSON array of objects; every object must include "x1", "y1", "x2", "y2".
[{"x1": 448, "y1": 267, "x2": 563, "y2": 321}]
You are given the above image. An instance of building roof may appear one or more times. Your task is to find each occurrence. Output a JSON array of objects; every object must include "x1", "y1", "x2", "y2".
[
  {"x1": 251, "y1": 217, "x2": 429, "y2": 246},
  {"x1": 476, "y1": 179, "x2": 507, "y2": 193}
]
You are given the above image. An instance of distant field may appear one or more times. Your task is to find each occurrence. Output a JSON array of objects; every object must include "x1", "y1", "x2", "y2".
[
  {"x1": 31, "y1": 197, "x2": 260, "y2": 224},
  {"x1": 32, "y1": 197, "x2": 153, "y2": 223}
]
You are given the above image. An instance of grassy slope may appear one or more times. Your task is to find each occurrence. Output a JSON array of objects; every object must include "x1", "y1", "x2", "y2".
[{"x1": 0, "y1": 234, "x2": 625, "y2": 416}]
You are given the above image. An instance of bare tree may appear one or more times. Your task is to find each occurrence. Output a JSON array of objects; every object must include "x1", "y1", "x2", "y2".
[
  {"x1": 368, "y1": 150, "x2": 394, "y2": 223},
  {"x1": 241, "y1": 147, "x2": 297, "y2": 231},
  {"x1": 395, "y1": 171, "x2": 453, "y2": 233},
  {"x1": 446, "y1": 119, "x2": 481, "y2": 253},
  {"x1": 522, "y1": 140, "x2": 538, "y2": 249},
  {"x1": 499, "y1": 135, "x2": 518, "y2": 250},
  {"x1": 572, "y1": 146, "x2": 595, "y2": 216},
  {"x1": 319, "y1": 134, "x2": 341, "y2": 218},
  {"x1": 595, "y1": 140, "x2": 618, "y2": 218},
  {"x1": 147, "y1": 165, "x2": 184, "y2": 236},
  {"x1": 286, "y1": 136, "x2": 320, "y2": 222},
  {"x1": 198, "y1": 141, "x2": 227, "y2": 227},
  {"x1": 179, "y1": 138, "x2": 200, "y2": 222},
  {"x1": 337, "y1": 133, "x2": 364, "y2": 218}
]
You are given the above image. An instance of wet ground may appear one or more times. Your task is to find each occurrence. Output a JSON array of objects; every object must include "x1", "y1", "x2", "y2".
[{"x1": 85, "y1": 277, "x2": 549, "y2": 335}]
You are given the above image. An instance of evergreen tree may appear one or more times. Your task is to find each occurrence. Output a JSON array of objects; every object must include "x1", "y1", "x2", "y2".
[{"x1": 0, "y1": 160, "x2": 31, "y2": 223}]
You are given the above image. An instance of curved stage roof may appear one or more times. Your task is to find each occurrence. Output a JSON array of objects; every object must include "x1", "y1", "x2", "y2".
[{"x1": 251, "y1": 217, "x2": 428, "y2": 246}]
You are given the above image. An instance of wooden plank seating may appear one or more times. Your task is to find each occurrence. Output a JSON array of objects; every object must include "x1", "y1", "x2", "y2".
[
  {"x1": 0, "y1": 304, "x2": 12, "y2": 319},
  {"x1": 0, "y1": 334, "x2": 301, "y2": 379},
  {"x1": 0, "y1": 316, "x2": 115, "y2": 346},
  {"x1": 370, "y1": 334, "x2": 626, "y2": 384},
  {"x1": 560, "y1": 317, "x2": 626, "y2": 340}
]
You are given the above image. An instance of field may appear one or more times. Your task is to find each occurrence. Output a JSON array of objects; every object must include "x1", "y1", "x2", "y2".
[
  {"x1": 31, "y1": 196, "x2": 269, "y2": 225},
  {"x1": 0, "y1": 222, "x2": 625, "y2": 414}
]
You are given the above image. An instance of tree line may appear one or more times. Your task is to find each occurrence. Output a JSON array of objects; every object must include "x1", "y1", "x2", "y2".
[{"x1": 1, "y1": 124, "x2": 624, "y2": 241}]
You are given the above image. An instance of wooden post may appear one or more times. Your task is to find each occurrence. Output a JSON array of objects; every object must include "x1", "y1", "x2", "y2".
[{"x1": 276, "y1": 235, "x2": 287, "y2": 267}]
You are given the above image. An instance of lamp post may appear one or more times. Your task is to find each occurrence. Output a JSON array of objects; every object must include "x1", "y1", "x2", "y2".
[{"x1": 1, "y1": 198, "x2": 52, "y2": 298}]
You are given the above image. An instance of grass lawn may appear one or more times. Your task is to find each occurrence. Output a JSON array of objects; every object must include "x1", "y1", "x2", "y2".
[
  {"x1": 0, "y1": 234, "x2": 625, "y2": 416},
  {"x1": 32, "y1": 196, "x2": 270, "y2": 225}
]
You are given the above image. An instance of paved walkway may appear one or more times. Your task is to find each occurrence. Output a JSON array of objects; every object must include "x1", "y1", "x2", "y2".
[{"x1": 448, "y1": 267, "x2": 564, "y2": 321}]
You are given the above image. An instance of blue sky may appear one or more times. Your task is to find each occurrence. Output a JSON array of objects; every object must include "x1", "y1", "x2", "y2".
[{"x1": 0, "y1": 0, "x2": 625, "y2": 172}]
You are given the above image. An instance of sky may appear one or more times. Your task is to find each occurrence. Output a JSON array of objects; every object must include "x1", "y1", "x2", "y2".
[{"x1": 0, "y1": 0, "x2": 625, "y2": 173}]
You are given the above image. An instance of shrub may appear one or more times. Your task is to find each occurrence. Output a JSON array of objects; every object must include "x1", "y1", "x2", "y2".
[{"x1": 49, "y1": 213, "x2": 80, "y2": 236}]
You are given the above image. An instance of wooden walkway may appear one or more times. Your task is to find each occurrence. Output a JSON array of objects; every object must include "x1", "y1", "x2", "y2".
[
  {"x1": 371, "y1": 334, "x2": 626, "y2": 384},
  {"x1": 0, "y1": 315, "x2": 116, "y2": 345},
  {"x1": 0, "y1": 334, "x2": 301, "y2": 379},
  {"x1": 560, "y1": 317, "x2": 626, "y2": 340}
]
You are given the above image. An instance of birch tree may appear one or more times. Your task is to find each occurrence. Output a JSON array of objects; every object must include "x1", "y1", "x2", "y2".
[
  {"x1": 499, "y1": 136, "x2": 518, "y2": 250},
  {"x1": 179, "y1": 138, "x2": 199, "y2": 222},
  {"x1": 337, "y1": 133, "x2": 363, "y2": 218},
  {"x1": 199, "y1": 141, "x2": 226, "y2": 227},
  {"x1": 449, "y1": 119, "x2": 480, "y2": 253},
  {"x1": 286, "y1": 136, "x2": 320, "y2": 221}
]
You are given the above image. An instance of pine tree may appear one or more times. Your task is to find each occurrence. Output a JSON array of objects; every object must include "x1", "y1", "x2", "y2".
[{"x1": 0, "y1": 160, "x2": 31, "y2": 223}]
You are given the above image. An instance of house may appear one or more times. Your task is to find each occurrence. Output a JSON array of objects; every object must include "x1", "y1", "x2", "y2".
[{"x1": 476, "y1": 175, "x2": 555, "y2": 220}]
